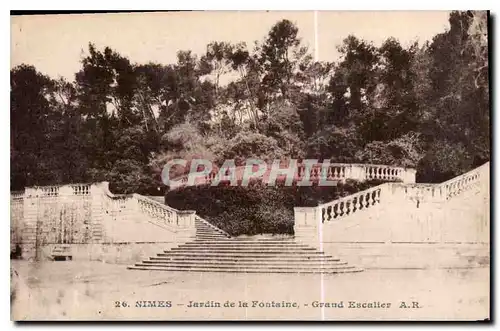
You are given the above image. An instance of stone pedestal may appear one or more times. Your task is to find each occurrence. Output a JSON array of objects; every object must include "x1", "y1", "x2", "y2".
[
  {"x1": 177, "y1": 210, "x2": 196, "y2": 228},
  {"x1": 293, "y1": 206, "x2": 321, "y2": 249},
  {"x1": 90, "y1": 183, "x2": 105, "y2": 243},
  {"x1": 404, "y1": 168, "x2": 417, "y2": 183}
]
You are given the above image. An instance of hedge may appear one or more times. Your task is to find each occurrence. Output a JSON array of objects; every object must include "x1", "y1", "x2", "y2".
[{"x1": 165, "y1": 179, "x2": 388, "y2": 236}]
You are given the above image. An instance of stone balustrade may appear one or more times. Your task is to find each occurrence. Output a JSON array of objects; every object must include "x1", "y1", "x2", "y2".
[
  {"x1": 319, "y1": 184, "x2": 383, "y2": 222},
  {"x1": 133, "y1": 194, "x2": 194, "y2": 229},
  {"x1": 10, "y1": 181, "x2": 203, "y2": 256},
  {"x1": 440, "y1": 163, "x2": 488, "y2": 200},
  {"x1": 98, "y1": 182, "x2": 198, "y2": 233},
  {"x1": 294, "y1": 162, "x2": 490, "y2": 244},
  {"x1": 388, "y1": 162, "x2": 488, "y2": 204},
  {"x1": 11, "y1": 191, "x2": 24, "y2": 200},
  {"x1": 70, "y1": 184, "x2": 91, "y2": 196},
  {"x1": 297, "y1": 163, "x2": 413, "y2": 183},
  {"x1": 168, "y1": 162, "x2": 416, "y2": 190},
  {"x1": 10, "y1": 162, "x2": 488, "y2": 262},
  {"x1": 20, "y1": 183, "x2": 94, "y2": 198}
]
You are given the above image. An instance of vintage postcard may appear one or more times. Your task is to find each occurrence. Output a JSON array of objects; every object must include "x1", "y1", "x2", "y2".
[{"x1": 10, "y1": 10, "x2": 490, "y2": 321}]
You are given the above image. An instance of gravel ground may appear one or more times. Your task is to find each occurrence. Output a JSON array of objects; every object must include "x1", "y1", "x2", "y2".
[{"x1": 11, "y1": 260, "x2": 489, "y2": 321}]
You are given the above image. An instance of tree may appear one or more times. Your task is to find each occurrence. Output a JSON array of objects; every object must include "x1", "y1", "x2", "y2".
[
  {"x1": 329, "y1": 36, "x2": 379, "y2": 120},
  {"x1": 10, "y1": 12, "x2": 490, "y2": 193},
  {"x1": 259, "y1": 19, "x2": 311, "y2": 106},
  {"x1": 11, "y1": 65, "x2": 88, "y2": 189},
  {"x1": 418, "y1": 11, "x2": 490, "y2": 180},
  {"x1": 76, "y1": 43, "x2": 139, "y2": 125}
]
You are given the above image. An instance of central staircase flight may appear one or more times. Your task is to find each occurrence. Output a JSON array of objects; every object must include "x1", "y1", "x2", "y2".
[{"x1": 128, "y1": 218, "x2": 362, "y2": 274}]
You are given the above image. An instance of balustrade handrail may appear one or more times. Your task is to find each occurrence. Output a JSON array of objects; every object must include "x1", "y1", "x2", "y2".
[
  {"x1": 313, "y1": 162, "x2": 489, "y2": 223},
  {"x1": 318, "y1": 183, "x2": 388, "y2": 209},
  {"x1": 11, "y1": 191, "x2": 25, "y2": 199},
  {"x1": 167, "y1": 162, "x2": 415, "y2": 189},
  {"x1": 439, "y1": 162, "x2": 489, "y2": 187},
  {"x1": 100, "y1": 183, "x2": 229, "y2": 235},
  {"x1": 133, "y1": 193, "x2": 231, "y2": 236},
  {"x1": 100, "y1": 182, "x2": 132, "y2": 200},
  {"x1": 133, "y1": 193, "x2": 178, "y2": 214},
  {"x1": 318, "y1": 162, "x2": 407, "y2": 169},
  {"x1": 30, "y1": 182, "x2": 92, "y2": 190}
]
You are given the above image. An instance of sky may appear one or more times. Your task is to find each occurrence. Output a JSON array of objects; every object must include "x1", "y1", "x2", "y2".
[{"x1": 11, "y1": 11, "x2": 451, "y2": 82}]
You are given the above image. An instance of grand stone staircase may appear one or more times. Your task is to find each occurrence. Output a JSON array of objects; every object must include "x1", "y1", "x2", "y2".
[
  {"x1": 11, "y1": 162, "x2": 488, "y2": 270},
  {"x1": 128, "y1": 218, "x2": 362, "y2": 274}
]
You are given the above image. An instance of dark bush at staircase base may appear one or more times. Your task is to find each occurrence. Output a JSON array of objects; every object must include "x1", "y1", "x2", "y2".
[{"x1": 165, "y1": 179, "x2": 387, "y2": 236}]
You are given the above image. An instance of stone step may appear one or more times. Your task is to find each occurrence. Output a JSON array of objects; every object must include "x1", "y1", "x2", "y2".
[
  {"x1": 195, "y1": 237, "x2": 229, "y2": 240},
  {"x1": 143, "y1": 259, "x2": 347, "y2": 266},
  {"x1": 196, "y1": 227, "x2": 226, "y2": 233},
  {"x1": 181, "y1": 241, "x2": 312, "y2": 246},
  {"x1": 178, "y1": 243, "x2": 311, "y2": 249},
  {"x1": 187, "y1": 239, "x2": 297, "y2": 243},
  {"x1": 195, "y1": 227, "x2": 219, "y2": 231},
  {"x1": 128, "y1": 265, "x2": 363, "y2": 274},
  {"x1": 157, "y1": 252, "x2": 327, "y2": 259},
  {"x1": 179, "y1": 241, "x2": 311, "y2": 247},
  {"x1": 166, "y1": 247, "x2": 323, "y2": 253},
  {"x1": 169, "y1": 247, "x2": 318, "y2": 252},
  {"x1": 135, "y1": 262, "x2": 353, "y2": 270},
  {"x1": 195, "y1": 231, "x2": 225, "y2": 235},
  {"x1": 194, "y1": 226, "x2": 229, "y2": 237},
  {"x1": 149, "y1": 256, "x2": 341, "y2": 262},
  {"x1": 195, "y1": 233, "x2": 228, "y2": 237}
]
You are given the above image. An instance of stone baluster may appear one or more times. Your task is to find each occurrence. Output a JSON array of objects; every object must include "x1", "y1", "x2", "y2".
[
  {"x1": 323, "y1": 206, "x2": 330, "y2": 222},
  {"x1": 346, "y1": 200, "x2": 352, "y2": 215},
  {"x1": 326, "y1": 165, "x2": 333, "y2": 180},
  {"x1": 357, "y1": 194, "x2": 364, "y2": 210},
  {"x1": 297, "y1": 165, "x2": 303, "y2": 181}
]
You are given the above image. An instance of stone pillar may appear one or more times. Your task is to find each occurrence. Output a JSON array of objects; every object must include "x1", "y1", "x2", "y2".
[
  {"x1": 21, "y1": 188, "x2": 40, "y2": 259},
  {"x1": 404, "y1": 168, "x2": 417, "y2": 183},
  {"x1": 343, "y1": 164, "x2": 352, "y2": 182},
  {"x1": 176, "y1": 210, "x2": 197, "y2": 241},
  {"x1": 59, "y1": 185, "x2": 73, "y2": 197},
  {"x1": 177, "y1": 210, "x2": 196, "y2": 229},
  {"x1": 348, "y1": 164, "x2": 361, "y2": 182},
  {"x1": 90, "y1": 183, "x2": 105, "y2": 243},
  {"x1": 294, "y1": 206, "x2": 321, "y2": 249}
]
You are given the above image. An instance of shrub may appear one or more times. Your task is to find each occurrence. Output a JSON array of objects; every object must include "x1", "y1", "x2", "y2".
[{"x1": 165, "y1": 179, "x2": 386, "y2": 236}]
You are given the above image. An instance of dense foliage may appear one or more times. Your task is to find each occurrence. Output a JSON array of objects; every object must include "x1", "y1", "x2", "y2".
[
  {"x1": 11, "y1": 11, "x2": 489, "y2": 194},
  {"x1": 166, "y1": 179, "x2": 388, "y2": 236}
]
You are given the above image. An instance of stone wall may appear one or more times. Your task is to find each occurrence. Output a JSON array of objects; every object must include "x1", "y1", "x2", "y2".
[
  {"x1": 10, "y1": 182, "x2": 197, "y2": 261},
  {"x1": 294, "y1": 162, "x2": 490, "y2": 269},
  {"x1": 38, "y1": 242, "x2": 181, "y2": 264}
]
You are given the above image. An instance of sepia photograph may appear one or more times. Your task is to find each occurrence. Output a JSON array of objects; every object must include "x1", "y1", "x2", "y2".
[{"x1": 10, "y1": 10, "x2": 490, "y2": 321}]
